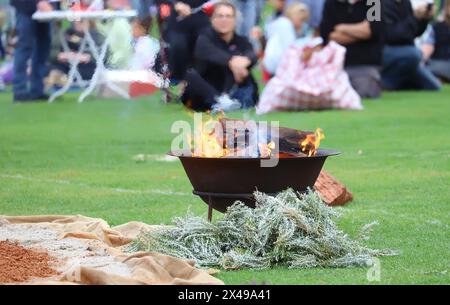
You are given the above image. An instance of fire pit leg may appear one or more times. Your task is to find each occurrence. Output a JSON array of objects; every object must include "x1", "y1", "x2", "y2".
[{"x1": 208, "y1": 196, "x2": 213, "y2": 222}]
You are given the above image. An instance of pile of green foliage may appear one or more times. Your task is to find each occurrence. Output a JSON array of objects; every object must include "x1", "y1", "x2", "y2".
[{"x1": 129, "y1": 190, "x2": 397, "y2": 270}]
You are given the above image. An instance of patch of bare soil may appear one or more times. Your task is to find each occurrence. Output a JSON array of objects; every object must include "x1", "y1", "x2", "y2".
[{"x1": 0, "y1": 240, "x2": 59, "y2": 284}]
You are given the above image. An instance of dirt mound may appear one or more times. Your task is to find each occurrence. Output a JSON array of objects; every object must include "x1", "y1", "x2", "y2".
[{"x1": 0, "y1": 240, "x2": 59, "y2": 284}]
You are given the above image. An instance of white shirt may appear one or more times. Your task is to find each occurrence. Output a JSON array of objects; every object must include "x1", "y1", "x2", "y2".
[
  {"x1": 263, "y1": 17, "x2": 298, "y2": 75},
  {"x1": 130, "y1": 36, "x2": 160, "y2": 71}
]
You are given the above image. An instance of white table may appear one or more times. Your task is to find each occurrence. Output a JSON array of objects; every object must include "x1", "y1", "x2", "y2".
[{"x1": 32, "y1": 10, "x2": 137, "y2": 102}]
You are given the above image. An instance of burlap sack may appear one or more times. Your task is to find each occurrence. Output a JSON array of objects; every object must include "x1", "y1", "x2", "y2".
[{"x1": 1, "y1": 215, "x2": 223, "y2": 285}]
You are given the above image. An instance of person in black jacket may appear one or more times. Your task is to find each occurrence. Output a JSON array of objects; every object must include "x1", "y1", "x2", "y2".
[
  {"x1": 159, "y1": 0, "x2": 211, "y2": 83},
  {"x1": 421, "y1": 0, "x2": 450, "y2": 82},
  {"x1": 381, "y1": 0, "x2": 441, "y2": 91},
  {"x1": 10, "y1": 0, "x2": 53, "y2": 102},
  {"x1": 320, "y1": 0, "x2": 384, "y2": 99},
  {"x1": 181, "y1": 1, "x2": 258, "y2": 112}
]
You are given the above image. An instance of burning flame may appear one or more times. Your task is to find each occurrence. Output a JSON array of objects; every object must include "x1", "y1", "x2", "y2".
[
  {"x1": 189, "y1": 113, "x2": 277, "y2": 158},
  {"x1": 191, "y1": 114, "x2": 228, "y2": 158},
  {"x1": 300, "y1": 128, "x2": 325, "y2": 157},
  {"x1": 259, "y1": 141, "x2": 276, "y2": 159},
  {"x1": 188, "y1": 113, "x2": 324, "y2": 158}
]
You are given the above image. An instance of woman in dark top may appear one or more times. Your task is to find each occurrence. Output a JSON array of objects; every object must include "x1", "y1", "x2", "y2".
[{"x1": 181, "y1": 1, "x2": 259, "y2": 112}]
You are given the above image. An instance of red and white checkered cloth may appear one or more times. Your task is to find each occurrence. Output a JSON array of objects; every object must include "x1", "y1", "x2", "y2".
[{"x1": 257, "y1": 41, "x2": 363, "y2": 115}]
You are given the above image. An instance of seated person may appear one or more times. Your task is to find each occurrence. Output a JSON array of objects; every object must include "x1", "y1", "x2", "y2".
[
  {"x1": 263, "y1": 2, "x2": 309, "y2": 76},
  {"x1": 46, "y1": 21, "x2": 101, "y2": 90},
  {"x1": 181, "y1": 1, "x2": 259, "y2": 112},
  {"x1": 320, "y1": 0, "x2": 383, "y2": 99},
  {"x1": 421, "y1": 0, "x2": 450, "y2": 82},
  {"x1": 130, "y1": 16, "x2": 160, "y2": 70},
  {"x1": 162, "y1": 0, "x2": 211, "y2": 83},
  {"x1": 382, "y1": 0, "x2": 441, "y2": 91},
  {"x1": 290, "y1": 0, "x2": 325, "y2": 35}
]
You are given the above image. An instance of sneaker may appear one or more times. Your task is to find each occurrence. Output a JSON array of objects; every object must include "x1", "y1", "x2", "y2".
[{"x1": 212, "y1": 94, "x2": 242, "y2": 113}]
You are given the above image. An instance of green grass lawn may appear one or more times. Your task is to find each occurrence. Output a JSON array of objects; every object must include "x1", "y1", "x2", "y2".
[{"x1": 0, "y1": 87, "x2": 449, "y2": 285}]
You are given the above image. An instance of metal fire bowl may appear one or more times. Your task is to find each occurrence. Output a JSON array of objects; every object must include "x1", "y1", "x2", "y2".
[{"x1": 169, "y1": 150, "x2": 340, "y2": 213}]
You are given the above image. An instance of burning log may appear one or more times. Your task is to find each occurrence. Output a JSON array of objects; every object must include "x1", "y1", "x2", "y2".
[
  {"x1": 218, "y1": 118, "x2": 322, "y2": 157},
  {"x1": 215, "y1": 119, "x2": 351, "y2": 206}
]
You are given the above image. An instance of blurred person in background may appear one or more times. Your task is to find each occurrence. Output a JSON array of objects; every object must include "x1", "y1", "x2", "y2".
[
  {"x1": 0, "y1": 2, "x2": 7, "y2": 60},
  {"x1": 258, "y1": 0, "x2": 323, "y2": 38},
  {"x1": 265, "y1": 0, "x2": 286, "y2": 31},
  {"x1": 255, "y1": 0, "x2": 266, "y2": 27},
  {"x1": 0, "y1": 5, "x2": 4, "y2": 91},
  {"x1": 130, "y1": 16, "x2": 160, "y2": 70},
  {"x1": 263, "y1": 2, "x2": 309, "y2": 76},
  {"x1": 381, "y1": 0, "x2": 441, "y2": 91},
  {"x1": 251, "y1": 0, "x2": 322, "y2": 67},
  {"x1": 0, "y1": 1, "x2": 8, "y2": 91},
  {"x1": 130, "y1": 0, "x2": 154, "y2": 18},
  {"x1": 249, "y1": 0, "x2": 286, "y2": 56},
  {"x1": 161, "y1": 0, "x2": 211, "y2": 84},
  {"x1": 231, "y1": 0, "x2": 258, "y2": 37},
  {"x1": 181, "y1": 1, "x2": 258, "y2": 111},
  {"x1": 289, "y1": 0, "x2": 325, "y2": 35},
  {"x1": 10, "y1": 0, "x2": 53, "y2": 102},
  {"x1": 320, "y1": 0, "x2": 384, "y2": 98},
  {"x1": 0, "y1": 1, "x2": 14, "y2": 91},
  {"x1": 421, "y1": 0, "x2": 450, "y2": 82},
  {"x1": 45, "y1": 21, "x2": 101, "y2": 91}
]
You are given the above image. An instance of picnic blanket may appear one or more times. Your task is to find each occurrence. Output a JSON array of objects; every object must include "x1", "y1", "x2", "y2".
[
  {"x1": 0, "y1": 215, "x2": 223, "y2": 285},
  {"x1": 257, "y1": 41, "x2": 363, "y2": 114}
]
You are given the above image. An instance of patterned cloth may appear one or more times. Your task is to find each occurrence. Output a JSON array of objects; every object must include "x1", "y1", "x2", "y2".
[{"x1": 257, "y1": 41, "x2": 362, "y2": 115}]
